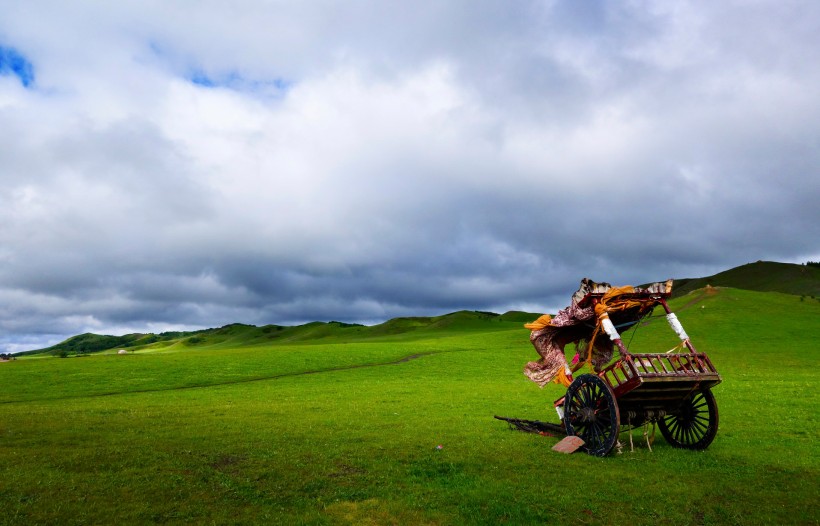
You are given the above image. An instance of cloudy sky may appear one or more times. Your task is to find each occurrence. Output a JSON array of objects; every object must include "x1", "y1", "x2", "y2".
[{"x1": 1, "y1": 1, "x2": 818, "y2": 352}]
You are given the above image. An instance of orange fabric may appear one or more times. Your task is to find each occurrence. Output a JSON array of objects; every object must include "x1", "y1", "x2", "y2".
[
  {"x1": 593, "y1": 286, "x2": 637, "y2": 317},
  {"x1": 524, "y1": 314, "x2": 552, "y2": 330},
  {"x1": 553, "y1": 365, "x2": 573, "y2": 387},
  {"x1": 584, "y1": 286, "x2": 656, "y2": 370}
]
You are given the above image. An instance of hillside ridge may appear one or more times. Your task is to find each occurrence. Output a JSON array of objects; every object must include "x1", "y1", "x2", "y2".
[
  {"x1": 23, "y1": 310, "x2": 535, "y2": 357},
  {"x1": 22, "y1": 260, "x2": 819, "y2": 357},
  {"x1": 672, "y1": 260, "x2": 820, "y2": 297}
]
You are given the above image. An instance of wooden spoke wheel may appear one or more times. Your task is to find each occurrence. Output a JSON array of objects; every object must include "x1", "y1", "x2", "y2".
[
  {"x1": 564, "y1": 374, "x2": 621, "y2": 457},
  {"x1": 658, "y1": 389, "x2": 719, "y2": 450}
]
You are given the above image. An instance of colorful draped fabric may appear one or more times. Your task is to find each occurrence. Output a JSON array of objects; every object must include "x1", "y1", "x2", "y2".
[{"x1": 524, "y1": 279, "x2": 668, "y2": 387}]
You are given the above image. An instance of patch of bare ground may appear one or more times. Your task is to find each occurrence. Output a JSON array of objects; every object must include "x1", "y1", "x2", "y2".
[{"x1": 678, "y1": 285, "x2": 720, "y2": 311}]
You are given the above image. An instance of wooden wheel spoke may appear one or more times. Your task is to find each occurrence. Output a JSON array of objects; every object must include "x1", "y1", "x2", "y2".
[
  {"x1": 575, "y1": 385, "x2": 587, "y2": 405},
  {"x1": 589, "y1": 424, "x2": 603, "y2": 446},
  {"x1": 600, "y1": 421, "x2": 612, "y2": 439},
  {"x1": 677, "y1": 423, "x2": 688, "y2": 443},
  {"x1": 665, "y1": 417, "x2": 679, "y2": 434},
  {"x1": 689, "y1": 427, "x2": 705, "y2": 442},
  {"x1": 674, "y1": 422, "x2": 685, "y2": 442},
  {"x1": 590, "y1": 384, "x2": 602, "y2": 401},
  {"x1": 579, "y1": 384, "x2": 594, "y2": 406},
  {"x1": 692, "y1": 400, "x2": 708, "y2": 411},
  {"x1": 683, "y1": 419, "x2": 699, "y2": 442},
  {"x1": 675, "y1": 421, "x2": 687, "y2": 442},
  {"x1": 690, "y1": 411, "x2": 710, "y2": 431},
  {"x1": 690, "y1": 417, "x2": 708, "y2": 435}
]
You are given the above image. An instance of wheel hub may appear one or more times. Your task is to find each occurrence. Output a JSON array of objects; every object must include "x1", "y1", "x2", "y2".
[{"x1": 580, "y1": 407, "x2": 597, "y2": 422}]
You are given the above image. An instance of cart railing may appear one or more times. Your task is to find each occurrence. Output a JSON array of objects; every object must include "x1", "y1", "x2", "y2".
[{"x1": 600, "y1": 352, "x2": 721, "y2": 397}]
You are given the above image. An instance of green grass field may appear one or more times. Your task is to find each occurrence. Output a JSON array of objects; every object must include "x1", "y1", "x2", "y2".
[{"x1": 1, "y1": 288, "x2": 818, "y2": 525}]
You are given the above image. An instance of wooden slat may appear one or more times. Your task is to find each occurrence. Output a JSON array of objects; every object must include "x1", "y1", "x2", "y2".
[{"x1": 599, "y1": 352, "x2": 721, "y2": 399}]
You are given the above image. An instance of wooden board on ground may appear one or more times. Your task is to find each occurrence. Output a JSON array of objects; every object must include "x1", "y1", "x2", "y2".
[{"x1": 552, "y1": 435, "x2": 585, "y2": 454}]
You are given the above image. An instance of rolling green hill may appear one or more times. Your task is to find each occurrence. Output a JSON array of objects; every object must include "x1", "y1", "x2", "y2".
[
  {"x1": 24, "y1": 310, "x2": 540, "y2": 357},
  {"x1": 672, "y1": 260, "x2": 820, "y2": 297},
  {"x1": 22, "y1": 260, "x2": 819, "y2": 357}
]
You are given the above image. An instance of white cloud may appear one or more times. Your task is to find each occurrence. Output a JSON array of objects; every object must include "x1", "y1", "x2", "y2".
[{"x1": 0, "y1": 1, "x2": 818, "y2": 352}]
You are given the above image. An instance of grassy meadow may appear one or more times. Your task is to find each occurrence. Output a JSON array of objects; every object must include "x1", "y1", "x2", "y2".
[{"x1": 1, "y1": 288, "x2": 818, "y2": 525}]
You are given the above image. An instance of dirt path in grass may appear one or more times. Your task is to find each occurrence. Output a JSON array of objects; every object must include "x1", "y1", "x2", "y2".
[
  {"x1": 676, "y1": 285, "x2": 720, "y2": 311},
  {"x1": 1, "y1": 350, "x2": 447, "y2": 404}
]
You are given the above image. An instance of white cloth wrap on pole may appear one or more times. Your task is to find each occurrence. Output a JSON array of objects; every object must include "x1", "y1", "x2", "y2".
[
  {"x1": 600, "y1": 316, "x2": 621, "y2": 341},
  {"x1": 666, "y1": 313, "x2": 689, "y2": 341}
]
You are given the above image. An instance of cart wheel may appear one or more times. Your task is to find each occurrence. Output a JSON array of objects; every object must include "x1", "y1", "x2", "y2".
[
  {"x1": 564, "y1": 374, "x2": 620, "y2": 457},
  {"x1": 658, "y1": 388, "x2": 718, "y2": 450}
]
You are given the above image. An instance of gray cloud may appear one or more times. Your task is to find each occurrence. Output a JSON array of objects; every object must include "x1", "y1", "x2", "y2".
[{"x1": 1, "y1": 1, "x2": 819, "y2": 352}]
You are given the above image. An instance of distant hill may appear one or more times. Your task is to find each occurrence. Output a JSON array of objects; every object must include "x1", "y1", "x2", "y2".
[
  {"x1": 21, "y1": 260, "x2": 820, "y2": 357},
  {"x1": 671, "y1": 261, "x2": 820, "y2": 298},
  {"x1": 22, "y1": 310, "x2": 540, "y2": 357}
]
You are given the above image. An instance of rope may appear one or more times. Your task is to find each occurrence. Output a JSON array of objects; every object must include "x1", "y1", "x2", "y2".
[
  {"x1": 625, "y1": 315, "x2": 641, "y2": 351},
  {"x1": 643, "y1": 421, "x2": 656, "y2": 452}
]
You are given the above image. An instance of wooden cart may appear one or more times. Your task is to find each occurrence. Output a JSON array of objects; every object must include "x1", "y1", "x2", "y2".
[{"x1": 555, "y1": 290, "x2": 721, "y2": 456}]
